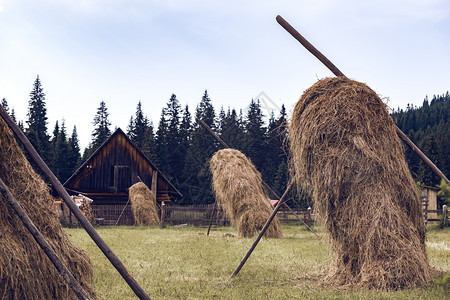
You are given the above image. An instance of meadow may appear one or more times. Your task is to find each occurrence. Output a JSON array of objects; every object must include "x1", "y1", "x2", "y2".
[{"x1": 65, "y1": 224, "x2": 449, "y2": 299}]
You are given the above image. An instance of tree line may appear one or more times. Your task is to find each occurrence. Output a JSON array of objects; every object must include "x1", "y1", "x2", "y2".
[
  {"x1": 2, "y1": 75, "x2": 449, "y2": 206},
  {"x1": 392, "y1": 93, "x2": 450, "y2": 188}
]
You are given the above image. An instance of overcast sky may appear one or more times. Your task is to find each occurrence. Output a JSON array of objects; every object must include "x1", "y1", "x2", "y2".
[{"x1": 1, "y1": 0, "x2": 449, "y2": 150}]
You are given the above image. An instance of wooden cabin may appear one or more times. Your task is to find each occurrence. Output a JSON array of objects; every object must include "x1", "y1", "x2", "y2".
[{"x1": 64, "y1": 128, "x2": 181, "y2": 224}]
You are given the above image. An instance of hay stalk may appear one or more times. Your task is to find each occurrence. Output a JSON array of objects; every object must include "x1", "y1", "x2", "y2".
[
  {"x1": 210, "y1": 149, "x2": 283, "y2": 238},
  {"x1": 0, "y1": 178, "x2": 90, "y2": 300},
  {"x1": 129, "y1": 182, "x2": 160, "y2": 226},
  {"x1": 289, "y1": 77, "x2": 439, "y2": 290},
  {"x1": 0, "y1": 106, "x2": 150, "y2": 300}
]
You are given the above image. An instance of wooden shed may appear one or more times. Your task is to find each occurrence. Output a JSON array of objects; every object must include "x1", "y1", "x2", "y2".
[
  {"x1": 421, "y1": 185, "x2": 439, "y2": 222},
  {"x1": 64, "y1": 128, "x2": 181, "y2": 224}
]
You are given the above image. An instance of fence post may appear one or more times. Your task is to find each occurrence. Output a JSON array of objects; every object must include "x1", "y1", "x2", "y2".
[
  {"x1": 443, "y1": 205, "x2": 448, "y2": 227},
  {"x1": 307, "y1": 207, "x2": 312, "y2": 228},
  {"x1": 160, "y1": 201, "x2": 165, "y2": 228},
  {"x1": 422, "y1": 189, "x2": 428, "y2": 228}
]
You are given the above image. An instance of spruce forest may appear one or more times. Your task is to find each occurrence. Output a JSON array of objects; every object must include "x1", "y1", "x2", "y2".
[{"x1": 2, "y1": 76, "x2": 449, "y2": 206}]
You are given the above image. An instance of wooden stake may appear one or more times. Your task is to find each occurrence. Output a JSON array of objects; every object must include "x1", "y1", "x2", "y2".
[
  {"x1": 161, "y1": 201, "x2": 166, "y2": 228},
  {"x1": 115, "y1": 197, "x2": 131, "y2": 226},
  {"x1": 443, "y1": 205, "x2": 448, "y2": 227},
  {"x1": 276, "y1": 15, "x2": 449, "y2": 185},
  {"x1": 206, "y1": 201, "x2": 217, "y2": 236},
  {"x1": 0, "y1": 178, "x2": 91, "y2": 300},
  {"x1": 0, "y1": 106, "x2": 151, "y2": 300},
  {"x1": 230, "y1": 183, "x2": 293, "y2": 279}
]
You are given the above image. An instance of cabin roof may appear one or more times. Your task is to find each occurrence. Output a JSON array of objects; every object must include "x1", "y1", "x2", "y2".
[{"x1": 64, "y1": 128, "x2": 182, "y2": 197}]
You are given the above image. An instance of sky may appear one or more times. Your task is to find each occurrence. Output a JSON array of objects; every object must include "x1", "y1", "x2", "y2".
[{"x1": 1, "y1": 0, "x2": 449, "y2": 150}]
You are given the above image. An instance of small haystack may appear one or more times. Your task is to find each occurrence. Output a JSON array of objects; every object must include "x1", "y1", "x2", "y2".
[
  {"x1": 129, "y1": 182, "x2": 160, "y2": 226},
  {"x1": 0, "y1": 117, "x2": 95, "y2": 299},
  {"x1": 210, "y1": 149, "x2": 283, "y2": 238},
  {"x1": 289, "y1": 77, "x2": 438, "y2": 290}
]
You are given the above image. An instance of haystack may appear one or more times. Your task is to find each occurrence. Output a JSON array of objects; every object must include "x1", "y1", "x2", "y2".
[
  {"x1": 0, "y1": 117, "x2": 95, "y2": 299},
  {"x1": 210, "y1": 149, "x2": 283, "y2": 238},
  {"x1": 129, "y1": 182, "x2": 159, "y2": 226},
  {"x1": 289, "y1": 77, "x2": 439, "y2": 290}
]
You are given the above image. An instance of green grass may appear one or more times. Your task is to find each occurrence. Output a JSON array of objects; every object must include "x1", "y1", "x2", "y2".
[{"x1": 65, "y1": 224, "x2": 449, "y2": 299}]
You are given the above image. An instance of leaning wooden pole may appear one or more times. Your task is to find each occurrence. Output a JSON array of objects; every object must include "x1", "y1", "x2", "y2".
[
  {"x1": 0, "y1": 178, "x2": 91, "y2": 300},
  {"x1": 230, "y1": 184, "x2": 293, "y2": 279},
  {"x1": 199, "y1": 120, "x2": 318, "y2": 237},
  {"x1": 206, "y1": 201, "x2": 217, "y2": 236},
  {"x1": 276, "y1": 15, "x2": 449, "y2": 185},
  {"x1": 0, "y1": 106, "x2": 151, "y2": 300}
]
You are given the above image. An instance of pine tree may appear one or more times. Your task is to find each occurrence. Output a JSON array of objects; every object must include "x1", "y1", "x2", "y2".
[
  {"x1": 180, "y1": 105, "x2": 192, "y2": 152},
  {"x1": 11, "y1": 109, "x2": 17, "y2": 123},
  {"x1": 50, "y1": 121, "x2": 60, "y2": 171},
  {"x1": 1, "y1": 98, "x2": 9, "y2": 113},
  {"x1": 25, "y1": 75, "x2": 51, "y2": 164},
  {"x1": 265, "y1": 111, "x2": 280, "y2": 188},
  {"x1": 155, "y1": 108, "x2": 169, "y2": 172},
  {"x1": 68, "y1": 126, "x2": 81, "y2": 173},
  {"x1": 91, "y1": 101, "x2": 112, "y2": 150},
  {"x1": 165, "y1": 94, "x2": 183, "y2": 180},
  {"x1": 217, "y1": 107, "x2": 226, "y2": 135},
  {"x1": 142, "y1": 121, "x2": 156, "y2": 162},
  {"x1": 182, "y1": 90, "x2": 217, "y2": 204},
  {"x1": 130, "y1": 101, "x2": 148, "y2": 149},
  {"x1": 243, "y1": 99, "x2": 266, "y2": 175},
  {"x1": 418, "y1": 133, "x2": 439, "y2": 185},
  {"x1": 218, "y1": 108, "x2": 245, "y2": 150},
  {"x1": 393, "y1": 92, "x2": 449, "y2": 187},
  {"x1": 435, "y1": 120, "x2": 450, "y2": 178},
  {"x1": 54, "y1": 120, "x2": 71, "y2": 182},
  {"x1": 178, "y1": 105, "x2": 192, "y2": 182},
  {"x1": 127, "y1": 116, "x2": 134, "y2": 137},
  {"x1": 127, "y1": 101, "x2": 156, "y2": 160}
]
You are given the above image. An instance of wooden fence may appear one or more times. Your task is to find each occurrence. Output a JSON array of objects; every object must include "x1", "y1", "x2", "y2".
[
  {"x1": 58, "y1": 203, "x2": 448, "y2": 227},
  {"x1": 87, "y1": 204, "x2": 314, "y2": 226}
]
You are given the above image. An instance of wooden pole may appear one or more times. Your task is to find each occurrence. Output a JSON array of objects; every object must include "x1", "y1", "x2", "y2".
[
  {"x1": 261, "y1": 180, "x2": 318, "y2": 237},
  {"x1": 395, "y1": 129, "x2": 449, "y2": 184},
  {"x1": 115, "y1": 197, "x2": 130, "y2": 226},
  {"x1": 0, "y1": 178, "x2": 91, "y2": 300},
  {"x1": 443, "y1": 205, "x2": 448, "y2": 228},
  {"x1": 0, "y1": 106, "x2": 151, "y2": 300},
  {"x1": 206, "y1": 201, "x2": 217, "y2": 236},
  {"x1": 151, "y1": 170, "x2": 158, "y2": 199},
  {"x1": 230, "y1": 183, "x2": 293, "y2": 279},
  {"x1": 276, "y1": 15, "x2": 449, "y2": 185},
  {"x1": 276, "y1": 15, "x2": 345, "y2": 77},
  {"x1": 160, "y1": 201, "x2": 166, "y2": 228},
  {"x1": 307, "y1": 207, "x2": 312, "y2": 228},
  {"x1": 198, "y1": 119, "x2": 318, "y2": 237}
]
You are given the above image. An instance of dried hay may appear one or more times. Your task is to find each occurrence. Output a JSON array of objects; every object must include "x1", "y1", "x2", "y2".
[
  {"x1": 0, "y1": 117, "x2": 95, "y2": 299},
  {"x1": 210, "y1": 149, "x2": 283, "y2": 238},
  {"x1": 288, "y1": 77, "x2": 439, "y2": 290},
  {"x1": 129, "y1": 182, "x2": 160, "y2": 226}
]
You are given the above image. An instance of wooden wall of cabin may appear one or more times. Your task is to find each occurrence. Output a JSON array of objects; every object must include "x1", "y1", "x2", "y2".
[{"x1": 66, "y1": 133, "x2": 176, "y2": 204}]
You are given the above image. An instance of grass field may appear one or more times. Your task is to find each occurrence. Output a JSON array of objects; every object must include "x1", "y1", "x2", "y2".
[{"x1": 65, "y1": 224, "x2": 449, "y2": 299}]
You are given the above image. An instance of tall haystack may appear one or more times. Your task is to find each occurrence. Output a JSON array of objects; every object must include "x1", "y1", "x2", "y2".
[
  {"x1": 289, "y1": 77, "x2": 439, "y2": 290},
  {"x1": 0, "y1": 117, "x2": 95, "y2": 299},
  {"x1": 210, "y1": 149, "x2": 283, "y2": 238},
  {"x1": 129, "y1": 182, "x2": 160, "y2": 226}
]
